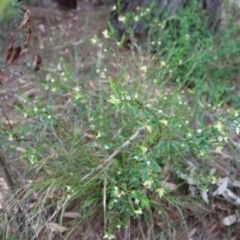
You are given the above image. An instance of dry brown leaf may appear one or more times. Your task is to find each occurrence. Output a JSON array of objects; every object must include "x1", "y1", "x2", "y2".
[
  {"x1": 8, "y1": 46, "x2": 22, "y2": 64},
  {"x1": 63, "y1": 212, "x2": 81, "y2": 219},
  {"x1": 25, "y1": 25, "x2": 33, "y2": 45},
  {"x1": 6, "y1": 44, "x2": 14, "y2": 62},
  {"x1": 33, "y1": 54, "x2": 42, "y2": 71},
  {"x1": 0, "y1": 74, "x2": 7, "y2": 83},
  {"x1": 156, "y1": 221, "x2": 168, "y2": 229},
  {"x1": 19, "y1": 9, "x2": 31, "y2": 29},
  {"x1": 89, "y1": 80, "x2": 97, "y2": 91},
  {"x1": 48, "y1": 222, "x2": 69, "y2": 233},
  {"x1": 160, "y1": 181, "x2": 177, "y2": 191},
  {"x1": 85, "y1": 132, "x2": 96, "y2": 139}
]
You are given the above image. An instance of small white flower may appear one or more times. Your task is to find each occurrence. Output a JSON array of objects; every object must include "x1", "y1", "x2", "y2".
[
  {"x1": 218, "y1": 136, "x2": 223, "y2": 142},
  {"x1": 215, "y1": 146, "x2": 223, "y2": 153},
  {"x1": 135, "y1": 198, "x2": 140, "y2": 205},
  {"x1": 140, "y1": 146, "x2": 148, "y2": 153},
  {"x1": 160, "y1": 119, "x2": 168, "y2": 126},
  {"x1": 103, "y1": 233, "x2": 115, "y2": 240},
  {"x1": 102, "y1": 29, "x2": 110, "y2": 39},
  {"x1": 51, "y1": 78, "x2": 55, "y2": 83},
  {"x1": 34, "y1": 107, "x2": 38, "y2": 112},
  {"x1": 197, "y1": 129, "x2": 202, "y2": 134},
  {"x1": 90, "y1": 37, "x2": 97, "y2": 44},
  {"x1": 47, "y1": 115, "x2": 51, "y2": 119},
  {"x1": 93, "y1": 130, "x2": 102, "y2": 139},
  {"x1": 236, "y1": 127, "x2": 240, "y2": 135},
  {"x1": 134, "y1": 208, "x2": 143, "y2": 215},
  {"x1": 146, "y1": 125, "x2": 152, "y2": 133},
  {"x1": 112, "y1": 5, "x2": 116, "y2": 11},
  {"x1": 126, "y1": 96, "x2": 131, "y2": 101},
  {"x1": 24, "y1": 113, "x2": 28, "y2": 118},
  {"x1": 134, "y1": 15, "x2": 139, "y2": 21},
  {"x1": 140, "y1": 66, "x2": 147, "y2": 73},
  {"x1": 160, "y1": 61, "x2": 166, "y2": 67},
  {"x1": 8, "y1": 135, "x2": 13, "y2": 141},
  {"x1": 118, "y1": 15, "x2": 126, "y2": 22},
  {"x1": 214, "y1": 121, "x2": 223, "y2": 131}
]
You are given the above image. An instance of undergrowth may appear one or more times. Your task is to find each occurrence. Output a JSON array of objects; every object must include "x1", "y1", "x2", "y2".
[{"x1": 1, "y1": 1, "x2": 240, "y2": 239}]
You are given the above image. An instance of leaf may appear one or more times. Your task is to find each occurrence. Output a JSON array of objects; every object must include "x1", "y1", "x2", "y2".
[
  {"x1": 25, "y1": 25, "x2": 33, "y2": 45},
  {"x1": 201, "y1": 189, "x2": 209, "y2": 204},
  {"x1": 48, "y1": 222, "x2": 69, "y2": 233},
  {"x1": 6, "y1": 44, "x2": 13, "y2": 62},
  {"x1": 63, "y1": 212, "x2": 81, "y2": 219},
  {"x1": 0, "y1": 74, "x2": 7, "y2": 83},
  {"x1": 7, "y1": 46, "x2": 22, "y2": 64},
  {"x1": 222, "y1": 214, "x2": 237, "y2": 226},
  {"x1": 84, "y1": 132, "x2": 96, "y2": 139},
  {"x1": 33, "y1": 54, "x2": 42, "y2": 71},
  {"x1": 213, "y1": 177, "x2": 228, "y2": 196},
  {"x1": 19, "y1": 9, "x2": 31, "y2": 29},
  {"x1": 160, "y1": 181, "x2": 177, "y2": 191}
]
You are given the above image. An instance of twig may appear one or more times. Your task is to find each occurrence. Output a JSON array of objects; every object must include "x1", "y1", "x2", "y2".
[
  {"x1": 0, "y1": 154, "x2": 15, "y2": 191},
  {"x1": 81, "y1": 126, "x2": 146, "y2": 181}
]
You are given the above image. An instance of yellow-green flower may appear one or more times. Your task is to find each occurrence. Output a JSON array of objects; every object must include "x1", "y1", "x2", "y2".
[
  {"x1": 102, "y1": 29, "x2": 110, "y2": 39},
  {"x1": 134, "y1": 208, "x2": 143, "y2": 215},
  {"x1": 118, "y1": 15, "x2": 126, "y2": 23},
  {"x1": 160, "y1": 119, "x2": 168, "y2": 126},
  {"x1": 143, "y1": 179, "x2": 153, "y2": 189}
]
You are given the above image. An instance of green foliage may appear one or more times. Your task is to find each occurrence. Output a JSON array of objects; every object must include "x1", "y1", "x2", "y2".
[{"x1": 0, "y1": 0, "x2": 18, "y2": 22}]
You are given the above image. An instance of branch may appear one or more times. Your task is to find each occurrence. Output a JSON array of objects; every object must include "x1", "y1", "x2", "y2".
[
  {"x1": 81, "y1": 126, "x2": 146, "y2": 182},
  {"x1": 0, "y1": 154, "x2": 15, "y2": 191}
]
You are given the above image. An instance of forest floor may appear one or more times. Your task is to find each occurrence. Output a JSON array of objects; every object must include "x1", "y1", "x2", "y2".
[{"x1": 1, "y1": 1, "x2": 240, "y2": 240}]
